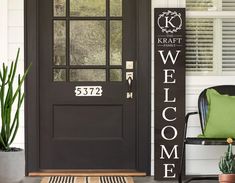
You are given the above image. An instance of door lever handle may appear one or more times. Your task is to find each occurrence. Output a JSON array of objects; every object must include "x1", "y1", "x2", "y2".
[
  {"x1": 127, "y1": 76, "x2": 133, "y2": 92},
  {"x1": 126, "y1": 72, "x2": 133, "y2": 99}
]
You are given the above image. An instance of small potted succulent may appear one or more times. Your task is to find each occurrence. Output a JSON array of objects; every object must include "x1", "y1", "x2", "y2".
[
  {"x1": 219, "y1": 138, "x2": 235, "y2": 183},
  {"x1": 0, "y1": 49, "x2": 31, "y2": 183}
]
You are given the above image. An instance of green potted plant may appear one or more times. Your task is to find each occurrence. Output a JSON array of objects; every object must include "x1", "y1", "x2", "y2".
[
  {"x1": 0, "y1": 49, "x2": 31, "y2": 183},
  {"x1": 219, "y1": 138, "x2": 235, "y2": 183}
]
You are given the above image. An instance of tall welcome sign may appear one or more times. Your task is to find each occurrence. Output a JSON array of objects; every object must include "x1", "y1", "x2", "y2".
[{"x1": 154, "y1": 8, "x2": 185, "y2": 180}]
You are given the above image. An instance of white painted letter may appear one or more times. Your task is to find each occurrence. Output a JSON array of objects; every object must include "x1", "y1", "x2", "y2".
[
  {"x1": 165, "y1": 17, "x2": 176, "y2": 28},
  {"x1": 161, "y1": 126, "x2": 178, "y2": 140},
  {"x1": 160, "y1": 145, "x2": 179, "y2": 159},
  {"x1": 162, "y1": 107, "x2": 176, "y2": 121},
  {"x1": 164, "y1": 69, "x2": 176, "y2": 84},
  {"x1": 164, "y1": 88, "x2": 176, "y2": 103},
  {"x1": 158, "y1": 50, "x2": 181, "y2": 64},
  {"x1": 164, "y1": 164, "x2": 176, "y2": 178}
]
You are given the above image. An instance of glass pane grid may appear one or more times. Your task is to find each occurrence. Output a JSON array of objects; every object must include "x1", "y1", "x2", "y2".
[{"x1": 53, "y1": 0, "x2": 123, "y2": 82}]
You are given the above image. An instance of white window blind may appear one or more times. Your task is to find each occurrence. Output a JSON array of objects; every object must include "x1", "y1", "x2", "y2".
[
  {"x1": 186, "y1": 0, "x2": 214, "y2": 11},
  {"x1": 222, "y1": 0, "x2": 235, "y2": 11},
  {"x1": 222, "y1": 19, "x2": 235, "y2": 72},
  {"x1": 186, "y1": 19, "x2": 214, "y2": 72}
]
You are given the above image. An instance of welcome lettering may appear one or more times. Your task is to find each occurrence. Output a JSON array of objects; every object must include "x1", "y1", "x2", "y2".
[{"x1": 159, "y1": 50, "x2": 180, "y2": 178}]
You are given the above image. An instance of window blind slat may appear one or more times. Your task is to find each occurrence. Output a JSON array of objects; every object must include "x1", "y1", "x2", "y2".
[
  {"x1": 222, "y1": 19, "x2": 235, "y2": 72},
  {"x1": 223, "y1": 0, "x2": 235, "y2": 11},
  {"x1": 186, "y1": 18, "x2": 214, "y2": 72},
  {"x1": 186, "y1": 0, "x2": 214, "y2": 11}
]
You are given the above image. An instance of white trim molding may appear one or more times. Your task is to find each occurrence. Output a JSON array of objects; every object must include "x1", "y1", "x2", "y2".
[{"x1": 187, "y1": 11, "x2": 235, "y2": 18}]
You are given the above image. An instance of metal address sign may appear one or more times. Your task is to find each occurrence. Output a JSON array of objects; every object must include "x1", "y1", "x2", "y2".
[
  {"x1": 75, "y1": 86, "x2": 103, "y2": 96},
  {"x1": 154, "y1": 8, "x2": 185, "y2": 180}
]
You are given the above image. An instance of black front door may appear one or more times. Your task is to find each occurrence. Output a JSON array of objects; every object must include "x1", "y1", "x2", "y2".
[{"x1": 25, "y1": 0, "x2": 151, "y2": 173}]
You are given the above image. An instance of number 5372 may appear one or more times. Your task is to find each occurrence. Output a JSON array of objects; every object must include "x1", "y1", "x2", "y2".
[{"x1": 75, "y1": 86, "x2": 103, "y2": 96}]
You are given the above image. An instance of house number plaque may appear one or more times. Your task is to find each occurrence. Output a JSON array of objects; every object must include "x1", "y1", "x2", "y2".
[{"x1": 75, "y1": 86, "x2": 103, "y2": 96}]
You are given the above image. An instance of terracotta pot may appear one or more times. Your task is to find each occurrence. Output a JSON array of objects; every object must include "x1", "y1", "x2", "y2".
[{"x1": 219, "y1": 174, "x2": 235, "y2": 183}]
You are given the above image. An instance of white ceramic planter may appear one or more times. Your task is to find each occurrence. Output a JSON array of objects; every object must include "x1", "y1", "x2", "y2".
[{"x1": 0, "y1": 149, "x2": 25, "y2": 183}]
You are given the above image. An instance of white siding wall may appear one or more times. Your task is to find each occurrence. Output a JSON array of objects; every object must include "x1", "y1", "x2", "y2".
[
  {"x1": 1, "y1": 0, "x2": 235, "y2": 177},
  {"x1": 0, "y1": 0, "x2": 25, "y2": 149}
]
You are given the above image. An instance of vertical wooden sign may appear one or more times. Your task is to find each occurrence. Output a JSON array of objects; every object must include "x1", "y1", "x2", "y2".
[{"x1": 154, "y1": 8, "x2": 185, "y2": 180}]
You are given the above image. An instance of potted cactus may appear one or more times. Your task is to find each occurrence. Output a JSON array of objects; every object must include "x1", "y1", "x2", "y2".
[
  {"x1": 219, "y1": 138, "x2": 235, "y2": 183},
  {"x1": 0, "y1": 49, "x2": 31, "y2": 183}
]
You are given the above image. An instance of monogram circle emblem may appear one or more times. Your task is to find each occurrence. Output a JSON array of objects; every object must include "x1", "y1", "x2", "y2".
[{"x1": 157, "y1": 10, "x2": 182, "y2": 34}]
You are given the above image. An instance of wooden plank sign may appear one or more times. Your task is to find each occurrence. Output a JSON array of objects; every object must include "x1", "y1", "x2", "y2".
[{"x1": 154, "y1": 8, "x2": 185, "y2": 180}]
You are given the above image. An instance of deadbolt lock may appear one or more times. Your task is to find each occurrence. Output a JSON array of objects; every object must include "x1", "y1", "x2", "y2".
[{"x1": 126, "y1": 61, "x2": 134, "y2": 70}]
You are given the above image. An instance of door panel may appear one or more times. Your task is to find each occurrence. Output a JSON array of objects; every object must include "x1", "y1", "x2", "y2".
[
  {"x1": 39, "y1": 0, "x2": 137, "y2": 170},
  {"x1": 53, "y1": 105, "x2": 123, "y2": 139}
]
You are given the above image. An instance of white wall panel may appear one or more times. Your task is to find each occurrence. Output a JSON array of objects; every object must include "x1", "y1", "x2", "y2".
[
  {"x1": 8, "y1": 43, "x2": 24, "y2": 61},
  {"x1": 168, "y1": 0, "x2": 179, "y2": 7},
  {"x1": 152, "y1": 0, "x2": 168, "y2": 8},
  {"x1": 0, "y1": 0, "x2": 8, "y2": 62},
  {"x1": 8, "y1": 10, "x2": 24, "y2": 27},
  {"x1": 7, "y1": 0, "x2": 25, "y2": 149},
  {"x1": 186, "y1": 146, "x2": 232, "y2": 160},
  {"x1": 186, "y1": 160, "x2": 220, "y2": 175},
  {"x1": 8, "y1": 0, "x2": 24, "y2": 10},
  {"x1": 8, "y1": 27, "x2": 24, "y2": 43}
]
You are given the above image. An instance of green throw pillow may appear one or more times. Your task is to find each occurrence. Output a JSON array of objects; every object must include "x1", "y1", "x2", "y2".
[{"x1": 200, "y1": 89, "x2": 235, "y2": 138}]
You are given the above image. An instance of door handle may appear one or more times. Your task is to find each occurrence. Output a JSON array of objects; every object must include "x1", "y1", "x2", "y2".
[
  {"x1": 127, "y1": 76, "x2": 133, "y2": 92},
  {"x1": 126, "y1": 72, "x2": 133, "y2": 99}
]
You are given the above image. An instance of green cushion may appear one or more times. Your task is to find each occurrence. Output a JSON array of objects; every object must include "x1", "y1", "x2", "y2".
[{"x1": 200, "y1": 89, "x2": 235, "y2": 138}]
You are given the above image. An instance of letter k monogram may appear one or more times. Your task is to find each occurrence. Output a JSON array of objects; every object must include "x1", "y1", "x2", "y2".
[{"x1": 165, "y1": 16, "x2": 175, "y2": 28}]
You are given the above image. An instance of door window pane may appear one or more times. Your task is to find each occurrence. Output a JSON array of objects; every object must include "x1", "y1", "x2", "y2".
[
  {"x1": 70, "y1": 0, "x2": 106, "y2": 17},
  {"x1": 54, "y1": 69, "x2": 66, "y2": 81},
  {"x1": 110, "y1": 21, "x2": 122, "y2": 65},
  {"x1": 54, "y1": 21, "x2": 66, "y2": 65},
  {"x1": 110, "y1": 0, "x2": 122, "y2": 16},
  {"x1": 110, "y1": 69, "x2": 122, "y2": 81},
  {"x1": 70, "y1": 69, "x2": 106, "y2": 81},
  {"x1": 54, "y1": 0, "x2": 66, "y2": 16},
  {"x1": 70, "y1": 21, "x2": 106, "y2": 65}
]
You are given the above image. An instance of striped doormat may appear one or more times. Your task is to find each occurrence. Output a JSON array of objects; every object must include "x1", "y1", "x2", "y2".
[{"x1": 41, "y1": 176, "x2": 134, "y2": 183}]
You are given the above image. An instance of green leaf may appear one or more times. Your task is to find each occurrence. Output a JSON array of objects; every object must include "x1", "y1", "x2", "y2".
[
  {"x1": 11, "y1": 63, "x2": 32, "y2": 105},
  {"x1": 0, "y1": 48, "x2": 31, "y2": 150}
]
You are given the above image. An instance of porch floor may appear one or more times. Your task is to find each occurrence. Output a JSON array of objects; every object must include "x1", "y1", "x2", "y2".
[{"x1": 21, "y1": 176, "x2": 218, "y2": 183}]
